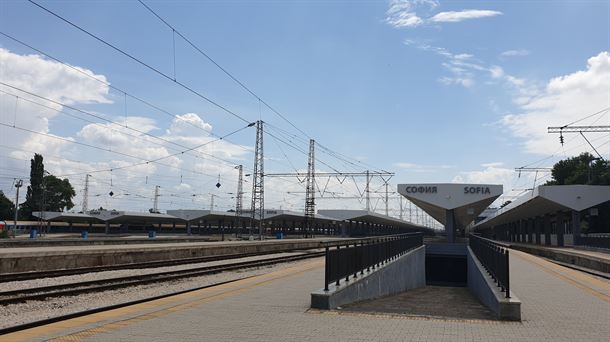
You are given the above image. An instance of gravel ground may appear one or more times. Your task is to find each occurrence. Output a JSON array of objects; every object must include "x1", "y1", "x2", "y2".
[
  {"x1": 0, "y1": 256, "x2": 323, "y2": 329},
  {"x1": 1, "y1": 251, "x2": 318, "y2": 292}
]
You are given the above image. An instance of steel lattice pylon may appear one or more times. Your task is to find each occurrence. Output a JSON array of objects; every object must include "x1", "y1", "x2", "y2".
[
  {"x1": 250, "y1": 120, "x2": 264, "y2": 240},
  {"x1": 304, "y1": 139, "x2": 315, "y2": 237},
  {"x1": 234, "y1": 165, "x2": 243, "y2": 236}
]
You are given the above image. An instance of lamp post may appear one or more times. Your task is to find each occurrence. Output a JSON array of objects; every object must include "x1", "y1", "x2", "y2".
[
  {"x1": 38, "y1": 170, "x2": 50, "y2": 237},
  {"x1": 13, "y1": 179, "x2": 23, "y2": 238}
]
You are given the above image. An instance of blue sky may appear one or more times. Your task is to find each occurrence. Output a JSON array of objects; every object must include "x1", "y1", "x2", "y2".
[{"x1": 0, "y1": 0, "x2": 609, "y2": 222}]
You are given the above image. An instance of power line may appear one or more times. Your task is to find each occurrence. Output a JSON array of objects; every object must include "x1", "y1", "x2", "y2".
[
  {"x1": 136, "y1": 0, "x2": 311, "y2": 139},
  {"x1": 0, "y1": 31, "x2": 256, "y2": 159},
  {"x1": 0, "y1": 83, "x2": 252, "y2": 172},
  {"x1": 135, "y1": 1, "x2": 390, "y2": 176},
  {"x1": 0, "y1": 122, "x2": 244, "y2": 180},
  {"x1": 27, "y1": 0, "x2": 250, "y2": 124}
]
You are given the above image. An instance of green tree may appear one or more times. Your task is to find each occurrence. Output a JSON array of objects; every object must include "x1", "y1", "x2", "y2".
[
  {"x1": 20, "y1": 154, "x2": 76, "y2": 219},
  {"x1": 20, "y1": 154, "x2": 45, "y2": 219},
  {"x1": 546, "y1": 152, "x2": 610, "y2": 185},
  {"x1": 43, "y1": 175, "x2": 76, "y2": 211},
  {"x1": 0, "y1": 191, "x2": 15, "y2": 220}
]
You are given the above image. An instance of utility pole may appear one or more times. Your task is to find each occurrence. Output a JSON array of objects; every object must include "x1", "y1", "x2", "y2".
[
  {"x1": 13, "y1": 179, "x2": 23, "y2": 238},
  {"x1": 304, "y1": 139, "x2": 315, "y2": 238},
  {"x1": 82, "y1": 174, "x2": 90, "y2": 213},
  {"x1": 39, "y1": 170, "x2": 50, "y2": 236},
  {"x1": 210, "y1": 193, "x2": 219, "y2": 211},
  {"x1": 365, "y1": 170, "x2": 370, "y2": 212},
  {"x1": 234, "y1": 165, "x2": 243, "y2": 236},
  {"x1": 266, "y1": 170, "x2": 395, "y2": 215},
  {"x1": 514, "y1": 167, "x2": 552, "y2": 191},
  {"x1": 153, "y1": 185, "x2": 160, "y2": 213},
  {"x1": 250, "y1": 120, "x2": 264, "y2": 240},
  {"x1": 384, "y1": 181, "x2": 389, "y2": 216},
  {"x1": 399, "y1": 196, "x2": 403, "y2": 221}
]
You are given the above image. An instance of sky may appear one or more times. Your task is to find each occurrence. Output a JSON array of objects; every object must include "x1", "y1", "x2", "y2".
[{"x1": 0, "y1": 0, "x2": 609, "y2": 226}]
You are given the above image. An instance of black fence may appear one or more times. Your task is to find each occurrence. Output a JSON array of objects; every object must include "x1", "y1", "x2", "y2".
[
  {"x1": 469, "y1": 234, "x2": 510, "y2": 298},
  {"x1": 323, "y1": 233, "x2": 423, "y2": 291},
  {"x1": 575, "y1": 235, "x2": 610, "y2": 250}
]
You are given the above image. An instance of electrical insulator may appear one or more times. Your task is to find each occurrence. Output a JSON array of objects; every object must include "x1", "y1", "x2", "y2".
[{"x1": 559, "y1": 134, "x2": 564, "y2": 145}]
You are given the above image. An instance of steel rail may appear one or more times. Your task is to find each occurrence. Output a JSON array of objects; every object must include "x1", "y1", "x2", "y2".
[
  {"x1": 0, "y1": 247, "x2": 323, "y2": 283},
  {"x1": 0, "y1": 252, "x2": 324, "y2": 305}
]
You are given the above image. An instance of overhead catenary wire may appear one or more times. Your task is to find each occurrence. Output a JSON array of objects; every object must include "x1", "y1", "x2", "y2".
[
  {"x1": 136, "y1": 0, "x2": 311, "y2": 140},
  {"x1": 134, "y1": 2, "x2": 389, "y2": 176},
  {"x1": 0, "y1": 83, "x2": 249, "y2": 170},
  {"x1": 0, "y1": 31, "x2": 385, "y2": 184},
  {"x1": 9, "y1": 1, "x2": 400, "y2": 215},
  {"x1": 6, "y1": 8, "x2": 389, "y2": 182},
  {"x1": 27, "y1": 0, "x2": 250, "y2": 125}
]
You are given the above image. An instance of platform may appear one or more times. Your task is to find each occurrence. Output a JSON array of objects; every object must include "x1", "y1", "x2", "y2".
[
  {"x1": 0, "y1": 238, "x2": 338, "y2": 274},
  {"x1": 4, "y1": 248, "x2": 610, "y2": 341},
  {"x1": 507, "y1": 242, "x2": 610, "y2": 275}
]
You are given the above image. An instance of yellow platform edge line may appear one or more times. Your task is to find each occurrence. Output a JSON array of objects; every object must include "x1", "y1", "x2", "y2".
[{"x1": 512, "y1": 249, "x2": 610, "y2": 303}]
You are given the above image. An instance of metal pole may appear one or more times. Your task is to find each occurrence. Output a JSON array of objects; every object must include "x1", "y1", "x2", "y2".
[
  {"x1": 365, "y1": 170, "x2": 370, "y2": 212},
  {"x1": 324, "y1": 246, "x2": 329, "y2": 291},
  {"x1": 13, "y1": 179, "x2": 23, "y2": 238},
  {"x1": 384, "y1": 181, "x2": 389, "y2": 216}
]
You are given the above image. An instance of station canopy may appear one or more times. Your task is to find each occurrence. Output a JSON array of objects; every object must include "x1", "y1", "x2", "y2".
[
  {"x1": 317, "y1": 209, "x2": 429, "y2": 232},
  {"x1": 397, "y1": 183, "x2": 503, "y2": 229},
  {"x1": 87, "y1": 210, "x2": 179, "y2": 224},
  {"x1": 242, "y1": 209, "x2": 340, "y2": 224},
  {"x1": 32, "y1": 211, "x2": 104, "y2": 224},
  {"x1": 473, "y1": 185, "x2": 610, "y2": 230},
  {"x1": 167, "y1": 209, "x2": 249, "y2": 223}
]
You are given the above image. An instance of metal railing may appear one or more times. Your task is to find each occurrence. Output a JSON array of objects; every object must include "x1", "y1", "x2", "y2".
[
  {"x1": 575, "y1": 235, "x2": 610, "y2": 250},
  {"x1": 323, "y1": 233, "x2": 423, "y2": 291},
  {"x1": 469, "y1": 234, "x2": 510, "y2": 298}
]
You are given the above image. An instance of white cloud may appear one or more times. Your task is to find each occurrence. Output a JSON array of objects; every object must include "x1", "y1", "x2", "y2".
[
  {"x1": 430, "y1": 10, "x2": 502, "y2": 23},
  {"x1": 166, "y1": 113, "x2": 212, "y2": 136},
  {"x1": 452, "y1": 164, "x2": 539, "y2": 206},
  {"x1": 481, "y1": 162, "x2": 504, "y2": 168},
  {"x1": 500, "y1": 49, "x2": 530, "y2": 58},
  {"x1": 386, "y1": 1, "x2": 501, "y2": 28},
  {"x1": 394, "y1": 162, "x2": 454, "y2": 172},
  {"x1": 501, "y1": 51, "x2": 610, "y2": 156},
  {"x1": 0, "y1": 48, "x2": 111, "y2": 105},
  {"x1": 0, "y1": 48, "x2": 257, "y2": 213},
  {"x1": 452, "y1": 165, "x2": 512, "y2": 185},
  {"x1": 386, "y1": 0, "x2": 438, "y2": 28}
]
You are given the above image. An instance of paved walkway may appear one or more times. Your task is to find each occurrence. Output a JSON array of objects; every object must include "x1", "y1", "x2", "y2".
[
  {"x1": 0, "y1": 238, "x2": 334, "y2": 256},
  {"x1": 5, "y1": 250, "x2": 610, "y2": 341},
  {"x1": 510, "y1": 242, "x2": 610, "y2": 261}
]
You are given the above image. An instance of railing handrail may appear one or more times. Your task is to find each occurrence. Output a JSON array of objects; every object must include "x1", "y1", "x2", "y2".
[
  {"x1": 319, "y1": 232, "x2": 422, "y2": 248},
  {"x1": 469, "y1": 233, "x2": 512, "y2": 248},
  {"x1": 469, "y1": 234, "x2": 510, "y2": 298},
  {"x1": 323, "y1": 233, "x2": 423, "y2": 291}
]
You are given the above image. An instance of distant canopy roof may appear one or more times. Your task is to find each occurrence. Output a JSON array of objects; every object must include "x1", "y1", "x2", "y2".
[
  {"x1": 167, "y1": 209, "x2": 248, "y2": 222},
  {"x1": 87, "y1": 210, "x2": 179, "y2": 224},
  {"x1": 317, "y1": 209, "x2": 431, "y2": 232},
  {"x1": 32, "y1": 211, "x2": 104, "y2": 223},
  {"x1": 474, "y1": 185, "x2": 610, "y2": 230}
]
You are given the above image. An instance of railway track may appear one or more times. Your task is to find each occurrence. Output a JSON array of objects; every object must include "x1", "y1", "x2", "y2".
[
  {"x1": 0, "y1": 251, "x2": 324, "y2": 306},
  {"x1": 0, "y1": 247, "x2": 323, "y2": 283}
]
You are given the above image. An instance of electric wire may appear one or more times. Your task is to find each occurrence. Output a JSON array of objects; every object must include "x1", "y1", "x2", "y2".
[{"x1": 27, "y1": 0, "x2": 250, "y2": 124}]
